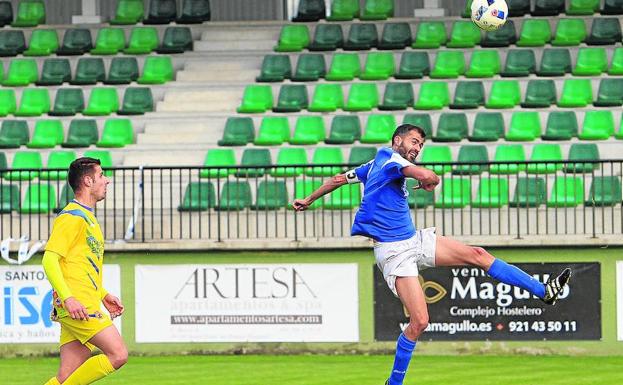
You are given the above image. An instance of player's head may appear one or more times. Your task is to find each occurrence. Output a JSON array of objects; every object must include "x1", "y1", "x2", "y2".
[
  {"x1": 391, "y1": 124, "x2": 426, "y2": 163},
  {"x1": 68, "y1": 157, "x2": 109, "y2": 201}
]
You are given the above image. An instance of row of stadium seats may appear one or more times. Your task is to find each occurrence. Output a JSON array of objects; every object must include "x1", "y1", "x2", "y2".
[
  {"x1": 462, "y1": 0, "x2": 623, "y2": 17},
  {"x1": 0, "y1": 27, "x2": 192, "y2": 57},
  {"x1": 258, "y1": 48, "x2": 623, "y2": 82},
  {"x1": 274, "y1": 18, "x2": 622, "y2": 52},
  {"x1": 293, "y1": 0, "x2": 394, "y2": 22},
  {"x1": 110, "y1": 0, "x2": 211, "y2": 25},
  {"x1": 0, "y1": 0, "x2": 45, "y2": 28}
]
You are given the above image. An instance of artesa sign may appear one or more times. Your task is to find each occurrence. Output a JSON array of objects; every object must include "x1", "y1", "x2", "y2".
[{"x1": 135, "y1": 264, "x2": 359, "y2": 342}]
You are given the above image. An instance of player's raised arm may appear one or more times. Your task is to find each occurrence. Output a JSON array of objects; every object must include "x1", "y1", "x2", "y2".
[
  {"x1": 292, "y1": 172, "x2": 353, "y2": 211},
  {"x1": 401, "y1": 165, "x2": 440, "y2": 192}
]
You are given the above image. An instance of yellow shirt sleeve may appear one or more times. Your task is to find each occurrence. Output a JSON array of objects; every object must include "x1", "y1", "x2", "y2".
[
  {"x1": 42, "y1": 251, "x2": 73, "y2": 301},
  {"x1": 45, "y1": 213, "x2": 85, "y2": 258}
]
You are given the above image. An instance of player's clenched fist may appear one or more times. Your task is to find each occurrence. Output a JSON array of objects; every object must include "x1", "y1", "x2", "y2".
[
  {"x1": 103, "y1": 294, "x2": 125, "y2": 319},
  {"x1": 292, "y1": 198, "x2": 311, "y2": 211}
]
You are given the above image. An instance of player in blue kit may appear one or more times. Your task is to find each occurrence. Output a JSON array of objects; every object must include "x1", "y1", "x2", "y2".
[{"x1": 293, "y1": 124, "x2": 571, "y2": 385}]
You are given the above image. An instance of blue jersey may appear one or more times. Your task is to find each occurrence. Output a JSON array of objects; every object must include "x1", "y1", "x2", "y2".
[{"x1": 349, "y1": 147, "x2": 415, "y2": 242}]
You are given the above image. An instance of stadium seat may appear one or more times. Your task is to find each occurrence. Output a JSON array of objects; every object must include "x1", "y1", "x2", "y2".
[
  {"x1": 412, "y1": 22, "x2": 447, "y2": 49},
  {"x1": 465, "y1": 50, "x2": 501, "y2": 78},
  {"x1": 325, "y1": 115, "x2": 361, "y2": 144},
  {"x1": 308, "y1": 24, "x2": 343, "y2": 51},
  {"x1": 237, "y1": 85, "x2": 273, "y2": 113},
  {"x1": 447, "y1": 21, "x2": 481, "y2": 48},
  {"x1": 585, "y1": 176, "x2": 621, "y2": 206},
  {"x1": 542, "y1": 111, "x2": 578, "y2": 140},
  {"x1": 594, "y1": 78, "x2": 623, "y2": 106},
  {"x1": 253, "y1": 181, "x2": 288, "y2": 210},
  {"x1": 83, "y1": 88, "x2": 119, "y2": 116},
  {"x1": 348, "y1": 146, "x2": 377, "y2": 165},
  {"x1": 461, "y1": 0, "x2": 473, "y2": 16},
  {"x1": 450, "y1": 81, "x2": 485, "y2": 109},
  {"x1": 40, "y1": 150, "x2": 75, "y2": 180},
  {"x1": 118, "y1": 87, "x2": 153, "y2": 115},
  {"x1": 521, "y1": 79, "x2": 557, "y2": 108},
  {"x1": 12, "y1": 0, "x2": 45, "y2": 27},
  {"x1": 469, "y1": 112, "x2": 505, "y2": 142},
  {"x1": 430, "y1": 50, "x2": 465, "y2": 79},
  {"x1": 407, "y1": 179, "x2": 435, "y2": 208},
  {"x1": 90, "y1": 28, "x2": 126, "y2": 55},
  {"x1": 485, "y1": 80, "x2": 521, "y2": 109},
  {"x1": 292, "y1": 53, "x2": 326, "y2": 81},
  {"x1": 403, "y1": 114, "x2": 433, "y2": 138},
  {"x1": 510, "y1": 177, "x2": 546, "y2": 207},
  {"x1": 573, "y1": 47, "x2": 608, "y2": 76},
  {"x1": 235, "y1": 148, "x2": 272, "y2": 178},
  {"x1": 0, "y1": 89, "x2": 16, "y2": 116},
  {"x1": 360, "y1": 114, "x2": 395, "y2": 144},
  {"x1": 57, "y1": 28, "x2": 93, "y2": 56},
  {"x1": 20, "y1": 184, "x2": 55, "y2": 214},
  {"x1": 178, "y1": 182, "x2": 215, "y2": 211},
  {"x1": 610, "y1": 47, "x2": 623, "y2": 75},
  {"x1": 177, "y1": 0, "x2": 211, "y2": 23},
  {"x1": 414, "y1": 82, "x2": 450, "y2": 110},
  {"x1": 344, "y1": 83, "x2": 379, "y2": 111},
  {"x1": 96, "y1": 119, "x2": 133, "y2": 148},
  {"x1": 257, "y1": 55, "x2": 292, "y2": 82},
  {"x1": 551, "y1": 18, "x2": 586, "y2": 46},
  {"x1": 293, "y1": 180, "x2": 322, "y2": 209},
  {"x1": 144, "y1": 0, "x2": 177, "y2": 24},
  {"x1": 62, "y1": 119, "x2": 98, "y2": 148},
  {"x1": 308, "y1": 84, "x2": 343, "y2": 112},
  {"x1": 508, "y1": 0, "x2": 531, "y2": 16},
  {"x1": 326, "y1": 53, "x2": 361, "y2": 81},
  {"x1": 50, "y1": 88, "x2": 85, "y2": 116},
  {"x1": 324, "y1": 184, "x2": 360, "y2": 209},
  {"x1": 0, "y1": 30, "x2": 26, "y2": 56},
  {"x1": 271, "y1": 148, "x2": 307, "y2": 177},
  {"x1": 490, "y1": 144, "x2": 526, "y2": 174},
  {"x1": 327, "y1": 0, "x2": 359, "y2": 21},
  {"x1": 105, "y1": 57, "x2": 139, "y2": 84},
  {"x1": 343, "y1": 23, "x2": 378, "y2": 50},
  {"x1": 435, "y1": 178, "x2": 471, "y2": 208},
  {"x1": 6, "y1": 151, "x2": 42, "y2": 181},
  {"x1": 585, "y1": 18, "x2": 622, "y2": 45},
  {"x1": 557, "y1": 79, "x2": 593, "y2": 107},
  {"x1": 71, "y1": 57, "x2": 105, "y2": 85},
  {"x1": 481, "y1": 20, "x2": 517, "y2": 47},
  {"x1": 290, "y1": 116, "x2": 325, "y2": 145},
  {"x1": 501, "y1": 49, "x2": 536, "y2": 77},
  {"x1": 24, "y1": 29, "x2": 58, "y2": 56},
  {"x1": 564, "y1": 143, "x2": 599, "y2": 173},
  {"x1": 517, "y1": 19, "x2": 552, "y2": 46},
  {"x1": 0, "y1": 1, "x2": 12, "y2": 28},
  {"x1": 472, "y1": 178, "x2": 509, "y2": 208},
  {"x1": 379, "y1": 82, "x2": 414, "y2": 110},
  {"x1": 420, "y1": 145, "x2": 452, "y2": 175},
  {"x1": 274, "y1": 25, "x2": 310, "y2": 52},
  {"x1": 254, "y1": 117, "x2": 290, "y2": 145},
  {"x1": 111, "y1": 0, "x2": 144, "y2": 24},
  {"x1": 506, "y1": 111, "x2": 541, "y2": 141},
  {"x1": 54, "y1": 183, "x2": 72, "y2": 212},
  {"x1": 360, "y1": 0, "x2": 393, "y2": 20},
  {"x1": 307, "y1": 147, "x2": 344, "y2": 177},
  {"x1": 533, "y1": 0, "x2": 564, "y2": 15},
  {"x1": 3, "y1": 58, "x2": 38, "y2": 86},
  {"x1": 15, "y1": 88, "x2": 50, "y2": 116},
  {"x1": 37, "y1": 58, "x2": 71, "y2": 85},
  {"x1": 27, "y1": 119, "x2": 63, "y2": 148},
  {"x1": 434, "y1": 113, "x2": 468, "y2": 142},
  {"x1": 395, "y1": 52, "x2": 430, "y2": 79},
  {"x1": 567, "y1": 0, "x2": 599, "y2": 14},
  {"x1": 0, "y1": 120, "x2": 28, "y2": 148},
  {"x1": 157, "y1": 27, "x2": 193, "y2": 54},
  {"x1": 293, "y1": 0, "x2": 326, "y2": 22},
  {"x1": 217, "y1": 117, "x2": 254, "y2": 146},
  {"x1": 527, "y1": 143, "x2": 563, "y2": 174},
  {"x1": 360, "y1": 52, "x2": 394, "y2": 80},
  {"x1": 537, "y1": 48, "x2": 572, "y2": 76},
  {"x1": 124, "y1": 27, "x2": 159, "y2": 54},
  {"x1": 83, "y1": 150, "x2": 113, "y2": 176},
  {"x1": 0, "y1": 184, "x2": 20, "y2": 213},
  {"x1": 200, "y1": 149, "x2": 236, "y2": 178},
  {"x1": 601, "y1": 0, "x2": 623, "y2": 14},
  {"x1": 137, "y1": 56, "x2": 174, "y2": 84},
  {"x1": 273, "y1": 84, "x2": 308, "y2": 112},
  {"x1": 578, "y1": 110, "x2": 614, "y2": 140},
  {"x1": 378, "y1": 22, "x2": 412, "y2": 50},
  {"x1": 453, "y1": 145, "x2": 488, "y2": 175},
  {"x1": 548, "y1": 176, "x2": 584, "y2": 207},
  {"x1": 216, "y1": 181, "x2": 252, "y2": 211}
]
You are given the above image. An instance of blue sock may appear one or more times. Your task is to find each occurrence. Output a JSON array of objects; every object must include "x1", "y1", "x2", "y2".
[
  {"x1": 487, "y1": 259, "x2": 545, "y2": 299},
  {"x1": 388, "y1": 333, "x2": 416, "y2": 385}
]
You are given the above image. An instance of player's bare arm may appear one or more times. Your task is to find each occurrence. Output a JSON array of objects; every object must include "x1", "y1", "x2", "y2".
[
  {"x1": 402, "y1": 165, "x2": 440, "y2": 191},
  {"x1": 293, "y1": 174, "x2": 348, "y2": 211}
]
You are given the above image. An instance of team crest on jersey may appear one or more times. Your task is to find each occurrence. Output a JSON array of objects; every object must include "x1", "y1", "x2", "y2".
[
  {"x1": 86, "y1": 231, "x2": 103, "y2": 259},
  {"x1": 53, "y1": 291, "x2": 63, "y2": 308},
  {"x1": 91, "y1": 311, "x2": 104, "y2": 319}
]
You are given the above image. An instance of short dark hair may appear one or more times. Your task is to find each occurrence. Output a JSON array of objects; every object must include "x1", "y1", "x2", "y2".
[
  {"x1": 68, "y1": 157, "x2": 101, "y2": 193},
  {"x1": 391, "y1": 124, "x2": 426, "y2": 145}
]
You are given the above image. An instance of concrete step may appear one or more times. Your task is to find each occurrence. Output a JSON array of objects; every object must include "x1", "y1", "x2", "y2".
[
  {"x1": 200, "y1": 28, "x2": 280, "y2": 41},
  {"x1": 176, "y1": 69, "x2": 258, "y2": 83},
  {"x1": 156, "y1": 100, "x2": 238, "y2": 113},
  {"x1": 122, "y1": 150, "x2": 207, "y2": 167},
  {"x1": 194, "y1": 39, "x2": 276, "y2": 52}
]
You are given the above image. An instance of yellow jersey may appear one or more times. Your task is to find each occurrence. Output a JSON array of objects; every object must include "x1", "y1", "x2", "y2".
[{"x1": 45, "y1": 201, "x2": 106, "y2": 319}]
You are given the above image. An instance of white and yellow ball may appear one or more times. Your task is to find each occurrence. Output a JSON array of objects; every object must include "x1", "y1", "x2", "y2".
[{"x1": 471, "y1": 0, "x2": 508, "y2": 32}]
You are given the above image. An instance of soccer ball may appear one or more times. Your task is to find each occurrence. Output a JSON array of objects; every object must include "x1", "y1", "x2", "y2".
[{"x1": 471, "y1": 0, "x2": 508, "y2": 32}]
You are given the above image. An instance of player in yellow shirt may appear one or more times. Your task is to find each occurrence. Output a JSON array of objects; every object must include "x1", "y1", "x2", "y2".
[{"x1": 42, "y1": 157, "x2": 127, "y2": 385}]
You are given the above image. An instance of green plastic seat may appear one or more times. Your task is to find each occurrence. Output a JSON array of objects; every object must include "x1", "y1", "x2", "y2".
[
  {"x1": 472, "y1": 178, "x2": 509, "y2": 208},
  {"x1": 325, "y1": 115, "x2": 361, "y2": 144},
  {"x1": 235, "y1": 148, "x2": 271, "y2": 178},
  {"x1": 533, "y1": 0, "x2": 565, "y2": 15},
  {"x1": 105, "y1": 57, "x2": 139, "y2": 84},
  {"x1": 24, "y1": 29, "x2": 58, "y2": 56},
  {"x1": 420, "y1": 145, "x2": 452, "y2": 175},
  {"x1": 461, "y1": 0, "x2": 473, "y2": 17},
  {"x1": 292, "y1": 53, "x2": 325, "y2": 81},
  {"x1": 379, "y1": 82, "x2": 414, "y2": 110},
  {"x1": 602, "y1": 0, "x2": 623, "y2": 13},
  {"x1": 506, "y1": 111, "x2": 541, "y2": 141},
  {"x1": 290, "y1": 116, "x2": 325, "y2": 145},
  {"x1": 293, "y1": 180, "x2": 322, "y2": 209},
  {"x1": 273, "y1": 84, "x2": 308, "y2": 113},
  {"x1": 594, "y1": 78, "x2": 623, "y2": 106},
  {"x1": 465, "y1": 50, "x2": 500, "y2": 78},
  {"x1": 360, "y1": 0, "x2": 393, "y2": 20},
  {"x1": 0, "y1": 89, "x2": 16, "y2": 116},
  {"x1": 564, "y1": 143, "x2": 599, "y2": 173},
  {"x1": 450, "y1": 81, "x2": 485, "y2": 109},
  {"x1": 0, "y1": 120, "x2": 28, "y2": 148},
  {"x1": 3, "y1": 58, "x2": 37, "y2": 86},
  {"x1": 578, "y1": 110, "x2": 614, "y2": 140},
  {"x1": 345, "y1": 83, "x2": 378, "y2": 111},
  {"x1": 378, "y1": 22, "x2": 411, "y2": 50},
  {"x1": 403, "y1": 114, "x2": 433, "y2": 138},
  {"x1": 434, "y1": 178, "x2": 471, "y2": 208},
  {"x1": 256, "y1": 55, "x2": 292, "y2": 82},
  {"x1": 144, "y1": 0, "x2": 177, "y2": 24},
  {"x1": 551, "y1": 18, "x2": 586, "y2": 46},
  {"x1": 62, "y1": 119, "x2": 98, "y2": 148},
  {"x1": 253, "y1": 181, "x2": 288, "y2": 210},
  {"x1": 308, "y1": 84, "x2": 343, "y2": 112},
  {"x1": 0, "y1": 184, "x2": 20, "y2": 213},
  {"x1": 0, "y1": 1, "x2": 12, "y2": 28},
  {"x1": 199, "y1": 149, "x2": 236, "y2": 178},
  {"x1": 324, "y1": 184, "x2": 360, "y2": 210},
  {"x1": 490, "y1": 144, "x2": 526, "y2": 174},
  {"x1": 557, "y1": 79, "x2": 592, "y2": 107},
  {"x1": 412, "y1": 21, "x2": 447, "y2": 49},
  {"x1": 271, "y1": 148, "x2": 307, "y2": 177},
  {"x1": 521, "y1": 79, "x2": 557, "y2": 108},
  {"x1": 118, "y1": 87, "x2": 153, "y2": 115},
  {"x1": 327, "y1": 0, "x2": 359, "y2": 21},
  {"x1": 237, "y1": 85, "x2": 273, "y2": 113},
  {"x1": 406, "y1": 179, "x2": 434, "y2": 208},
  {"x1": 293, "y1": 0, "x2": 326, "y2": 22},
  {"x1": 90, "y1": 28, "x2": 126, "y2": 55},
  {"x1": 37, "y1": 58, "x2": 71, "y2": 85},
  {"x1": 71, "y1": 57, "x2": 105, "y2": 85},
  {"x1": 254, "y1": 117, "x2": 290, "y2": 146},
  {"x1": 395, "y1": 52, "x2": 429, "y2": 79},
  {"x1": 111, "y1": 0, "x2": 144, "y2": 24},
  {"x1": 218, "y1": 117, "x2": 254, "y2": 146},
  {"x1": 585, "y1": 18, "x2": 622, "y2": 45},
  {"x1": 414, "y1": 82, "x2": 450, "y2": 110},
  {"x1": 453, "y1": 145, "x2": 488, "y2": 175},
  {"x1": 616, "y1": 117, "x2": 623, "y2": 140},
  {"x1": 308, "y1": 24, "x2": 343, "y2": 51},
  {"x1": 542, "y1": 111, "x2": 578, "y2": 140},
  {"x1": 348, "y1": 146, "x2": 377, "y2": 165},
  {"x1": 6, "y1": 151, "x2": 42, "y2": 181},
  {"x1": 610, "y1": 47, "x2": 623, "y2": 75},
  {"x1": 137, "y1": 56, "x2": 174, "y2": 84},
  {"x1": 567, "y1": 0, "x2": 599, "y2": 14},
  {"x1": 157, "y1": 26, "x2": 193, "y2": 53},
  {"x1": 517, "y1": 19, "x2": 552, "y2": 46},
  {"x1": 178, "y1": 182, "x2": 215, "y2": 211},
  {"x1": 0, "y1": 30, "x2": 26, "y2": 56},
  {"x1": 40, "y1": 150, "x2": 76, "y2": 180},
  {"x1": 537, "y1": 48, "x2": 572, "y2": 76},
  {"x1": 469, "y1": 112, "x2": 504, "y2": 142},
  {"x1": 548, "y1": 176, "x2": 584, "y2": 207},
  {"x1": 83, "y1": 150, "x2": 113, "y2": 176},
  {"x1": 96, "y1": 119, "x2": 133, "y2": 148},
  {"x1": 434, "y1": 113, "x2": 468, "y2": 142},
  {"x1": 510, "y1": 177, "x2": 546, "y2": 207},
  {"x1": 508, "y1": 0, "x2": 531, "y2": 16},
  {"x1": 360, "y1": 114, "x2": 395, "y2": 144},
  {"x1": 485, "y1": 80, "x2": 521, "y2": 109},
  {"x1": 360, "y1": 52, "x2": 394, "y2": 80},
  {"x1": 573, "y1": 47, "x2": 608, "y2": 76},
  {"x1": 447, "y1": 21, "x2": 481, "y2": 48},
  {"x1": 27, "y1": 120, "x2": 63, "y2": 149},
  {"x1": 216, "y1": 181, "x2": 252, "y2": 211},
  {"x1": 124, "y1": 27, "x2": 159, "y2": 54},
  {"x1": 585, "y1": 176, "x2": 621, "y2": 206},
  {"x1": 501, "y1": 49, "x2": 536, "y2": 77},
  {"x1": 20, "y1": 184, "x2": 55, "y2": 214},
  {"x1": 50, "y1": 88, "x2": 84, "y2": 116},
  {"x1": 177, "y1": 0, "x2": 211, "y2": 23},
  {"x1": 307, "y1": 147, "x2": 344, "y2": 177},
  {"x1": 83, "y1": 88, "x2": 118, "y2": 116},
  {"x1": 326, "y1": 53, "x2": 360, "y2": 81},
  {"x1": 527, "y1": 143, "x2": 563, "y2": 174},
  {"x1": 430, "y1": 50, "x2": 465, "y2": 79},
  {"x1": 57, "y1": 28, "x2": 93, "y2": 56},
  {"x1": 343, "y1": 23, "x2": 378, "y2": 50},
  {"x1": 15, "y1": 88, "x2": 50, "y2": 117},
  {"x1": 12, "y1": 0, "x2": 45, "y2": 27},
  {"x1": 274, "y1": 25, "x2": 310, "y2": 52},
  {"x1": 481, "y1": 20, "x2": 517, "y2": 47}
]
